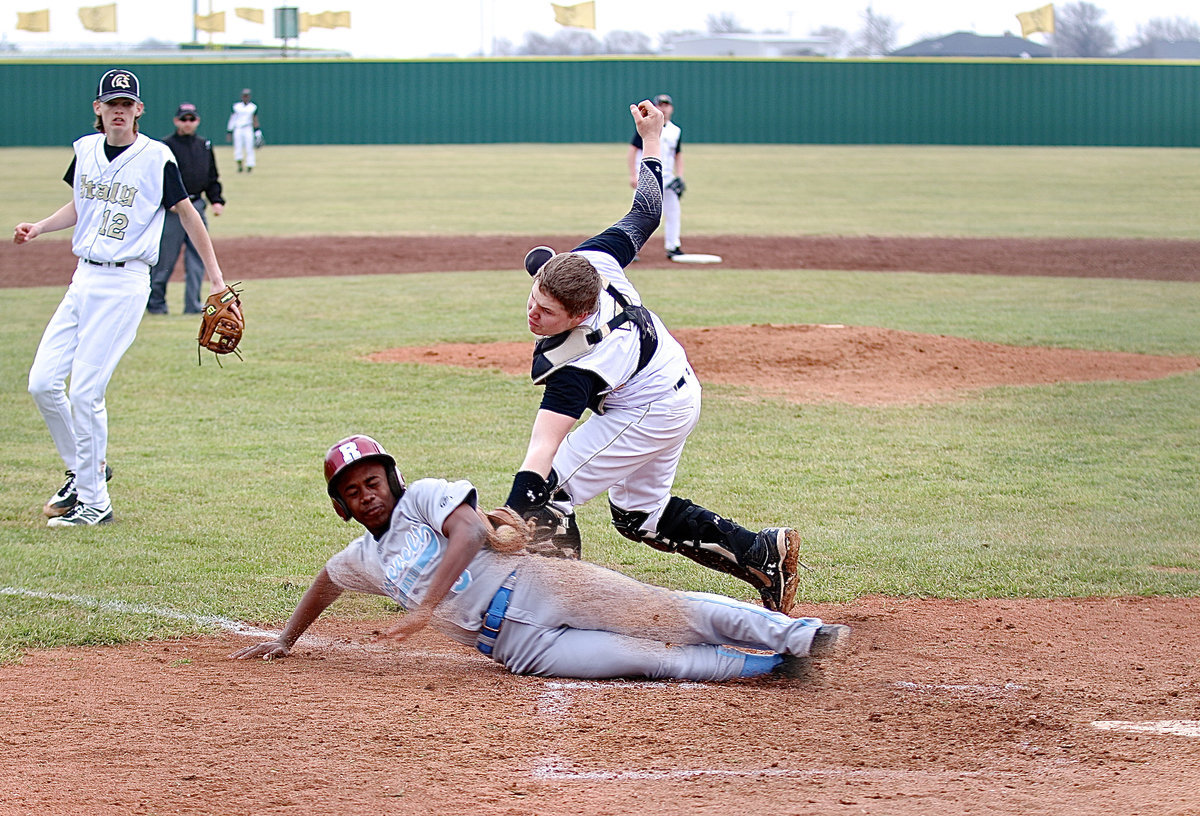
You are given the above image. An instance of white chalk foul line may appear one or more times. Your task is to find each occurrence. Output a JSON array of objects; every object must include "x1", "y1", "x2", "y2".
[
  {"x1": 894, "y1": 681, "x2": 1026, "y2": 695},
  {"x1": 532, "y1": 758, "x2": 1011, "y2": 782},
  {"x1": 0, "y1": 586, "x2": 485, "y2": 660},
  {"x1": 1093, "y1": 720, "x2": 1200, "y2": 738},
  {"x1": 1, "y1": 586, "x2": 276, "y2": 638}
]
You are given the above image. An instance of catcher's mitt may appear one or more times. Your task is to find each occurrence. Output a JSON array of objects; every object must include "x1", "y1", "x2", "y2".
[
  {"x1": 253, "y1": 129, "x2": 265, "y2": 148},
  {"x1": 484, "y1": 506, "x2": 534, "y2": 554},
  {"x1": 665, "y1": 177, "x2": 686, "y2": 197},
  {"x1": 197, "y1": 283, "x2": 244, "y2": 364}
]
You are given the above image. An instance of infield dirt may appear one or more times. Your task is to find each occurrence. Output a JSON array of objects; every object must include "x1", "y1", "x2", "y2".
[{"x1": 2, "y1": 235, "x2": 1197, "y2": 815}]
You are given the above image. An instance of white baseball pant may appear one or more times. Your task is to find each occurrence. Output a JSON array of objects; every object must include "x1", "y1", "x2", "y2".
[{"x1": 28, "y1": 261, "x2": 149, "y2": 507}]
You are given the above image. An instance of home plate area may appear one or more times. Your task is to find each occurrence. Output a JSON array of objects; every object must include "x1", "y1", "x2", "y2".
[{"x1": 1, "y1": 595, "x2": 1198, "y2": 815}]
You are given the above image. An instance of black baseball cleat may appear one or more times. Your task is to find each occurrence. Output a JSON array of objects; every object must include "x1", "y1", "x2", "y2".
[
  {"x1": 43, "y1": 463, "x2": 113, "y2": 518},
  {"x1": 739, "y1": 527, "x2": 802, "y2": 616},
  {"x1": 666, "y1": 246, "x2": 684, "y2": 259},
  {"x1": 47, "y1": 501, "x2": 114, "y2": 527},
  {"x1": 524, "y1": 245, "x2": 555, "y2": 277}
]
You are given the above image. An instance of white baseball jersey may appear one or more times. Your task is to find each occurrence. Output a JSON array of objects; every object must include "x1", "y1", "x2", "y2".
[
  {"x1": 320, "y1": 479, "x2": 826, "y2": 680},
  {"x1": 632, "y1": 120, "x2": 681, "y2": 183},
  {"x1": 70, "y1": 133, "x2": 172, "y2": 266},
  {"x1": 564, "y1": 248, "x2": 691, "y2": 411},
  {"x1": 658, "y1": 120, "x2": 681, "y2": 182},
  {"x1": 227, "y1": 101, "x2": 257, "y2": 130}
]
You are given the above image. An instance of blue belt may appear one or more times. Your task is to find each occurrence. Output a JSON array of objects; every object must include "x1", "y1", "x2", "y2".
[{"x1": 476, "y1": 571, "x2": 517, "y2": 656}]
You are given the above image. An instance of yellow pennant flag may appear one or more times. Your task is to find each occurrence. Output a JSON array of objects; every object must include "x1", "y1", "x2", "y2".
[
  {"x1": 301, "y1": 10, "x2": 350, "y2": 30},
  {"x1": 195, "y1": 11, "x2": 225, "y2": 32},
  {"x1": 235, "y1": 8, "x2": 264, "y2": 24},
  {"x1": 16, "y1": 9, "x2": 51, "y2": 32},
  {"x1": 1016, "y1": 3, "x2": 1055, "y2": 37},
  {"x1": 78, "y1": 2, "x2": 116, "y2": 32},
  {"x1": 552, "y1": 1, "x2": 595, "y2": 29}
]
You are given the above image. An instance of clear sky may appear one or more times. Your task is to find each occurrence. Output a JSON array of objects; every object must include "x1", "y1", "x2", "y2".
[{"x1": 3, "y1": 0, "x2": 1198, "y2": 57}]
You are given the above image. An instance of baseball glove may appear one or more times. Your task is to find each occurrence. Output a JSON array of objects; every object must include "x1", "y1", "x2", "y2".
[
  {"x1": 253, "y1": 129, "x2": 265, "y2": 148},
  {"x1": 666, "y1": 177, "x2": 686, "y2": 197},
  {"x1": 484, "y1": 506, "x2": 534, "y2": 554},
  {"x1": 197, "y1": 283, "x2": 244, "y2": 363}
]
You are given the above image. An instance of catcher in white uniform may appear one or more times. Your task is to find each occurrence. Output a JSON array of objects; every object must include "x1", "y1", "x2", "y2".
[
  {"x1": 230, "y1": 434, "x2": 849, "y2": 681},
  {"x1": 14, "y1": 68, "x2": 235, "y2": 527},
  {"x1": 225, "y1": 88, "x2": 260, "y2": 173},
  {"x1": 505, "y1": 100, "x2": 802, "y2": 615},
  {"x1": 628, "y1": 93, "x2": 684, "y2": 257}
]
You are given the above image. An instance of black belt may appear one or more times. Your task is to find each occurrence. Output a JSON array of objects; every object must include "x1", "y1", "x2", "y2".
[
  {"x1": 674, "y1": 375, "x2": 686, "y2": 390},
  {"x1": 83, "y1": 258, "x2": 124, "y2": 267}
]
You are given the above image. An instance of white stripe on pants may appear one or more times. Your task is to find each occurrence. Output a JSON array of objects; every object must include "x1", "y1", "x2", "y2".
[{"x1": 28, "y1": 262, "x2": 149, "y2": 506}]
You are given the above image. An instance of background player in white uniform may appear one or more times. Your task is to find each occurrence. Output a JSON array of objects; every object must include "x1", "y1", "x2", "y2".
[
  {"x1": 14, "y1": 68, "x2": 235, "y2": 526},
  {"x1": 628, "y1": 93, "x2": 684, "y2": 257},
  {"x1": 230, "y1": 434, "x2": 849, "y2": 681},
  {"x1": 505, "y1": 101, "x2": 802, "y2": 615},
  {"x1": 225, "y1": 88, "x2": 260, "y2": 173}
]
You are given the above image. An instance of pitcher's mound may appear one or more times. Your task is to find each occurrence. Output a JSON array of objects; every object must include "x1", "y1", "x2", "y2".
[{"x1": 368, "y1": 324, "x2": 1198, "y2": 405}]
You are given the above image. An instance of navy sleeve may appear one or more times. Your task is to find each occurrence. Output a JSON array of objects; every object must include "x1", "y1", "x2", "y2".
[
  {"x1": 161, "y1": 161, "x2": 188, "y2": 209},
  {"x1": 63, "y1": 157, "x2": 76, "y2": 186},
  {"x1": 538, "y1": 367, "x2": 609, "y2": 419},
  {"x1": 630, "y1": 132, "x2": 643, "y2": 149}
]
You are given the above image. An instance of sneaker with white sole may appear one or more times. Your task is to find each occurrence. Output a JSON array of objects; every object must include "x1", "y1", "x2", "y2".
[
  {"x1": 43, "y1": 464, "x2": 113, "y2": 518},
  {"x1": 47, "y1": 501, "x2": 113, "y2": 527}
]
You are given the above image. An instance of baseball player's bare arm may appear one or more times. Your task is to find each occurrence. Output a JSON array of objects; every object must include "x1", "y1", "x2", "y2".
[
  {"x1": 229, "y1": 567, "x2": 344, "y2": 660},
  {"x1": 631, "y1": 101, "x2": 664, "y2": 161},
  {"x1": 627, "y1": 144, "x2": 641, "y2": 188},
  {"x1": 518, "y1": 409, "x2": 578, "y2": 477},
  {"x1": 173, "y1": 197, "x2": 233, "y2": 294},
  {"x1": 379, "y1": 503, "x2": 489, "y2": 643},
  {"x1": 13, "y1": 201, "x2": 78, "y2": 244}
]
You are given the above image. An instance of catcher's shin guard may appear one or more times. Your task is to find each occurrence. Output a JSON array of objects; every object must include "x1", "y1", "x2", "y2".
[{"x1": 611, "y1": 497, "x2": 792, "y2": 611}]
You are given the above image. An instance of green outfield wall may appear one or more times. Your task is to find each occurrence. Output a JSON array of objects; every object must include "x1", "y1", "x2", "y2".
[{"x1": 4, "y1": 57, "x2": 1196, "y2": 147}]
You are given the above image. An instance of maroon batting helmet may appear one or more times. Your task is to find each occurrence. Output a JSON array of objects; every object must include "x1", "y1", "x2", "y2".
[{"x1": 324, "y1": 434, "x2": 406, "y2": 521}]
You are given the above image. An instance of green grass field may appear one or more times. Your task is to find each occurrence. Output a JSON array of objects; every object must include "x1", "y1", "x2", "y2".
[
  {"x1": 6, "y1": 143, "x2": 1200, "y2": 238},
  {"x1": 1, "y1": 144, "x2": 1198, "y2": 662}
]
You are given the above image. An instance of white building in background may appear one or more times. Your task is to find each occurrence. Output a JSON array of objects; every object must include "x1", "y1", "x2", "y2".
[{"x1": 663, "y1": 34, "x2": 831, "y2": 57}]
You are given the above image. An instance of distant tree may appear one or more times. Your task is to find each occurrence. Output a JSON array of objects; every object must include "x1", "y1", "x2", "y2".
[
  {"x1": 1053, "y1": 2, "x2": 1117, "y2": 57},
  {"x1": 848, "y1": 7, "x2": 899, "y2": 57},
  {"x1": 1132, "y1": 16, "x2": 1200, "y2": 45},
  {"x1": 603, "y1": 30, "x2": 653, "y2": 54},
  {"x1": 706, "y1": 13, "x2": 750, "y2": 34},
  {"x1": 491, "y1": 37, "x2": 515, "y2": 57},
  {"x1": 516, "y1": 29, "x2": 601, "y2": 55},
  {"x1": 810, "y1": 25, "x2": 851, "y2": 57}
]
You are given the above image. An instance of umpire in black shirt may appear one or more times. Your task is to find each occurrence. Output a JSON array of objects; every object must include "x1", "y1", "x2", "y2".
[{"x1": 147, "y1": 103, "x2": 226, "y2": 314}]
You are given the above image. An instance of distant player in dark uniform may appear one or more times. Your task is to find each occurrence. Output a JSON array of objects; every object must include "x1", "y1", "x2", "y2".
[
  {"x1": 506, "y1": 100, "x2": 802, "y2": 615},
  {"x1": 147, "y1": 102, "x2": 225, "y2": 315}
]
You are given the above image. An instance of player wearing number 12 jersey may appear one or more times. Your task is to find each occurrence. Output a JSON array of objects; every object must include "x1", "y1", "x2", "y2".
[{"x1": 14, "y1": 68, "x2": 234, "y2": 527}]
